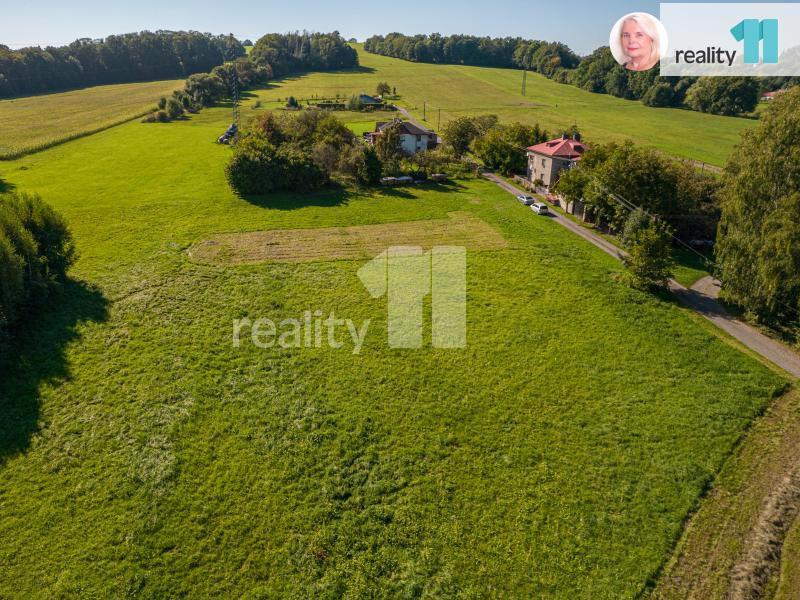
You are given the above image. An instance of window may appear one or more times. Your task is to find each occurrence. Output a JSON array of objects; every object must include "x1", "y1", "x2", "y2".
[{"x1": 541, "y1": 158, "x2": 546, "y2": 166}]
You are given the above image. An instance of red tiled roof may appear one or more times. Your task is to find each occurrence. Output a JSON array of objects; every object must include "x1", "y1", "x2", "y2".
[{"x1": 527, "y1": 137, "x2": 587, "y2": 159}]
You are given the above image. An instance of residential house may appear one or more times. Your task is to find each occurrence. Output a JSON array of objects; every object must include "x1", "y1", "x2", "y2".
[
  {"x1": 365, "y1": 120, "x2": 438, "y2": 155},
  {"x1": 526, "y1": 133, "x2": 587, "y2": 190},
  {"x1": 761, "y1": 90, "x2": 786, "y2": 101}
]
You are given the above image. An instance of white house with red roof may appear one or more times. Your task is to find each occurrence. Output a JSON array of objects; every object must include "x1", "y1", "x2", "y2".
[{"x1": 526, "y1": 133, "x2": 587, "y2": 190}]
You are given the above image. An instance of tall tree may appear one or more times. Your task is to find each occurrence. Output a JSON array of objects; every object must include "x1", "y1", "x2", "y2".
[{"x1": 716, "y1": 86, "x2": 800, "y2": 326}]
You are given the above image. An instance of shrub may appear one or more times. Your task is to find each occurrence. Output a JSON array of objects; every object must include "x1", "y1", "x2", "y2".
[
  {"x1": 157, "y1": 97, "x2": 167, "y2": 110},
  {"x1": 4, "y1": 191, "x2": 76, "y2": 279},
  {"x1": 184, "y1": 72, "x2": 227, "y2": 107},
  {"x1": 0, "y1": 192, "x2": 75, "y2": 334},
  {"x1": 622, "y1": 216, "x2": 674, "y2": 290},
  {"x1": 337, "y1": 144, "x2": 382, "y2": 185},
  {"x1": 0, "y1": 230, "x2": 25, "y2": 329},
  {"x1": 225, "y1": 134, "x2": 327, "y2": 195},
  {"x1": 165, "y1": 97, "x2": 184, "y2": 120}
]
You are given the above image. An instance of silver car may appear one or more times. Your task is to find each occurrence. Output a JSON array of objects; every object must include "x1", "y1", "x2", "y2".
[
  {"x1": 516, "y1": 194, "x2": 535, "y2": 205},
  {"x1": 531, "y1": 202, "x2": 549, "y2": 215}
]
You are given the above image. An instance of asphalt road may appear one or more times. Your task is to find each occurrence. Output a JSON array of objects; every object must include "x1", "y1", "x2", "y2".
[{"x1": 483, "y1": 172, "x2": 800, "y2": 379}]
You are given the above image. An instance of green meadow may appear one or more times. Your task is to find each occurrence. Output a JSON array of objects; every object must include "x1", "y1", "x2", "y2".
[
  {"x1": 0, "y1": 71, "x2": 787, "y2": 597},
  {"x1": 238, "y1": 45, "x2": 756, "y2": 167},
  {"x1": 0, "y1": 79, "x2": 186, "y2": 159}
]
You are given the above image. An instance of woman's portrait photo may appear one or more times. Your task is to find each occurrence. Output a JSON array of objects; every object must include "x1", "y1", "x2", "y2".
[{"x1": 609, "y1": 12, "x2": 668, "y2": 71}]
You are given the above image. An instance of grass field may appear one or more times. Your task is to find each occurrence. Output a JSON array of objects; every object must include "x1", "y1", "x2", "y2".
[
  {"x1": 0, "y1": 90, "x2": 788, "y2": 597},
  {"x1": 238, "y1": 45, "x2": 756, "y2": 167},
  {"x1": 0, "y1": 79, "x2": 185, "y2": 159}
]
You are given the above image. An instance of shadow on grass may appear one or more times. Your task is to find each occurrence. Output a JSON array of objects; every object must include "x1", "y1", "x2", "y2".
[
  {"x1": 239, "y1": 179, "x2": 468, "y2": 209},
  {"x1": 0, "y1": 178, "x2": 15, "y2": 193},
  {"x1": 240, "y1": 185, "x2": 353, "y2": 210},
  {"x1": 0, "y1": 280, "x2": 109, "y2": 465}
]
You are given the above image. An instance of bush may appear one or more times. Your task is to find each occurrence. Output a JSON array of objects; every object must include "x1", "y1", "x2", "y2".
[
  {"x1": 0, "y1": 230, "x2": 25, "y2": 329},
  {"x1": 225, "y1": 134, "x2": 327, "y2": 195},
  {"x1": 165, "y1": 97, "x2": 184, "y2": 120},
  {"x1": 337, "y1": 144, "x2": 382, "y2": 185},
  {"x1": 622, "y1": 214, "x2": 673, "y2": 290},
  {"x1": 0, "y1": 192, "x2": 75, "y2": 334},
  {"x1": 5, "y1": 191, "x2": 75, "y2": 278}
]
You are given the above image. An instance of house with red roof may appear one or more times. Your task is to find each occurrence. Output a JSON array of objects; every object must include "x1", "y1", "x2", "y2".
[
  {"x1": 761, "y1": 89, "x2": 786, "y2": 101},
  {"x1": 526, "y1": 133, "x2": 587, "y2": 190}
]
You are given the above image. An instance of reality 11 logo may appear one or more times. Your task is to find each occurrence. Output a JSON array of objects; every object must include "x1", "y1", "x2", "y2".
[
  {"x1": 730, "y1": 19, "x2": 778, "y2": 64},
  {"x1": 358, "y1": 246, "x2": 467, "y2": 349}
]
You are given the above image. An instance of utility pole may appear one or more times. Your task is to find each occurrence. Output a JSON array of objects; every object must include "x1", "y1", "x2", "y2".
[
  {"x1": 522, "y1": 69, "x2": 527, "y2": 96},
  {"x1": 438, "y1": 109, "x2": 441, "y2": 131},
  {"x1": 423, "y1": 101, "x2": 426, "y2": 121}
]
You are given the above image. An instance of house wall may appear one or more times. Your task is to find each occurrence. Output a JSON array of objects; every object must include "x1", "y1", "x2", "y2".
[
  {"x1": 527, "y1": 153, "x2": 574, "y2": 188},
  {"x1": 400, "y1": 133, "x2": 435, "y2": 155}
]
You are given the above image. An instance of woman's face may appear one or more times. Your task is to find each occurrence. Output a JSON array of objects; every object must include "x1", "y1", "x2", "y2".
[{"x1": 621, "y1": 19, "x2": 653, "y2": 61}]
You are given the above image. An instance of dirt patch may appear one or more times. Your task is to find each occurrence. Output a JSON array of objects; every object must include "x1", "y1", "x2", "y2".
[{"x1": 187, "y1": 212, "x2": 507, "y2": 264}]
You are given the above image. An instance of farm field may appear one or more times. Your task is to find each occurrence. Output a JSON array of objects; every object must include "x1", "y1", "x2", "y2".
[
  {"x1": 0, "y1": 79, "x2": 185, "y2": 159},
  {"x1": 241, "y1": 45, "x2": 756, "y2": 166},
  {"x1": 0, "y1": 95, "x2": 788, "y2": 597}
]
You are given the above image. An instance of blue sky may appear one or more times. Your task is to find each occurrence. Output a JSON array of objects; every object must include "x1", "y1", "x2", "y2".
[{"x1": 1, "y1": 0, "x2": 788, "y2": 55}]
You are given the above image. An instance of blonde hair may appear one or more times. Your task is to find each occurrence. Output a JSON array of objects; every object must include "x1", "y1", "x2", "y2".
[{"x1": 621, "y1": 13, "x2": 661, "y2": 64}]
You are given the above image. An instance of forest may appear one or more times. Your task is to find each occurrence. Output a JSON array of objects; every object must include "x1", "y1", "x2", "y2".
[
  {"x1": 364, "y1": 33, "x2": 798, "y2": 115},
  {"x1": 0, "y1": 31, "x2": 244, "y2": 97}
]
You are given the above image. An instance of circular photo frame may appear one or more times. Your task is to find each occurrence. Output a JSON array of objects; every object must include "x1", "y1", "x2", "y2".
[{"x1": 609, "y1": 12, "x2": 669, "y2": 71}]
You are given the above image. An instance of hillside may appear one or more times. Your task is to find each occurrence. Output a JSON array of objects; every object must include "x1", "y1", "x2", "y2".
[{"x1": 240, "y1": 44, "x2": 754, "y2": 166}]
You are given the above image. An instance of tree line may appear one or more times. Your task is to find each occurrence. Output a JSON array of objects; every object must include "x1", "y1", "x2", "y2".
[
  {"x1": 141, "y1": 31, "x2": 358, "y2": 122},
  {"x1": 0, "y1": 31, "x2": 245, "y2": 98},
  {"x1": 364, "y1": 33, "x2": 798, "y2": 116},
  {"x1": 250, "y1": 31, "x2": 358, "y2": 77}
]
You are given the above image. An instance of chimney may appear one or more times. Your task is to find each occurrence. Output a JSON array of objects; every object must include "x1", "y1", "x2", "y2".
[
  {"x1": 572, "y1": 133, "x2": 581, "y2": 142},
  {"x1": 561, "y1": 132, "x2": 569, "y2": 140}
]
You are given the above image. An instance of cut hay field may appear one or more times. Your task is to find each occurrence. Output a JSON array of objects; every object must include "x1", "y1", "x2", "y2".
[
  {"x1": 241, "y1": 45, "x2": 754, "y2": 167},
  {"x1": 0, "y1": 95, "x2": 788, "y2": 597},
  {"x1": 0, "y1": 79, "x2": 185, "y2": 159}
]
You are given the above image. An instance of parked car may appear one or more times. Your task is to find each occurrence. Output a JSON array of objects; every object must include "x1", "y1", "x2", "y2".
[
  {"x1": 531, "y1": 202, "x2": 549, "y2": 215},
  {"x1": 516, "y1": 194, "x2": 535, "y2": 205}
]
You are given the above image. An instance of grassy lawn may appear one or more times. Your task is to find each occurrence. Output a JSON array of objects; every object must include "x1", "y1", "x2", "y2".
[
  {"x1": 0, "y1": 97, "x2": 787, "y2": 597},
  {"x1": 240, "y1": 45, "x2": 756, "y2": 167},
  {"x1": 0, "y1": 79, "x2": 185, "y2": 159}
]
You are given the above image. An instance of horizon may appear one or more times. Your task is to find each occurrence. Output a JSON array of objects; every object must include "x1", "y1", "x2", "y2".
[{"x1": 1, "y1": 0, "x2": 785, "y2": 56}]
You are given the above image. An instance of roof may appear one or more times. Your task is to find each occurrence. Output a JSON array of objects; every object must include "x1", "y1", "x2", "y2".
[
  {"x1": 375, "y1": 119, "x2": 434, "y2": 136},
  {"x1": 527, "y1": 136, "x2": 587, "y2": 160},
  {"x1": 359, "y1": 94, "x2": 382, "y2": 104}
]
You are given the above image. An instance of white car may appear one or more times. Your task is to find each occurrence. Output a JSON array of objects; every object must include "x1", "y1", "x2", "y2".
[
  {"x1": 516, "y1": 194, "x2": 535, "y2": 205},
  {"x1": 531, "y1": 202, "x2": 549, "y2": 215}
]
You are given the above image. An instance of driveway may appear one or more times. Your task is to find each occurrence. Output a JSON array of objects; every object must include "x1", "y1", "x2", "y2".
[{"x1": 483, "y1": 172, "x2": 800, "y2": 379}]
